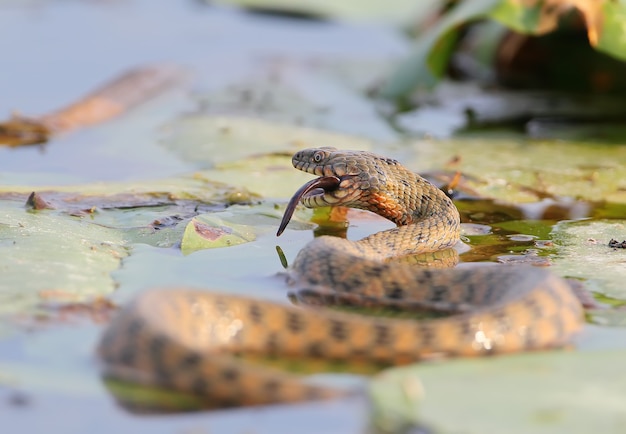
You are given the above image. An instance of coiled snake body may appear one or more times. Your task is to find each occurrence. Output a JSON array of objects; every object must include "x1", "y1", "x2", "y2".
[{"x1": 98, "y1": 148, "x2": 584, "y2": 407}]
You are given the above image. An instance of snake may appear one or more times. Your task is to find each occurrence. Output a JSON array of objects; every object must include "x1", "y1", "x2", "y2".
[{"x1": 97, "y1": 147, "x2": 584, "y2": 408}]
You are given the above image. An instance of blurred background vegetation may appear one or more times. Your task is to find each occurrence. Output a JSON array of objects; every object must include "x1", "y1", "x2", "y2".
[{"x1": 218, "y1": 0, "x2": 626, "y2": 138}]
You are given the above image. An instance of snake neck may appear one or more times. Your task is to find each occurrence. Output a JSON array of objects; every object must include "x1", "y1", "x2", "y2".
[
  {"x1": 289, "y1": 148, "x2": 461, "y2": 258},
  {"x1": 370, "y1": 170, "x2": 458, "y2": 227},
  {"x1": 292, "y1": 147, "x2": 460, "y2": 229}
]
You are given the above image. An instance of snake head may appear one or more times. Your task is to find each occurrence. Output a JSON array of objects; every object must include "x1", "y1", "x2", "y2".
[
  {"x1": 292, "y1": 147, "x2": 392, "y2": 207},
  {"x1": 278, "y1": 148, "x2": 404, "y2": 236}
]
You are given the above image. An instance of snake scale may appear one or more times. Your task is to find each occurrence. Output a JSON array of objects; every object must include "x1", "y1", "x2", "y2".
[{"x1": 98, "y1": 147, "x2": 584, "y2": 407}]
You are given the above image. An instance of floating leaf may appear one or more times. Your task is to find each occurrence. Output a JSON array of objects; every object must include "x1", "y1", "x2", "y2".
[
  {"x1": 0, "y1": 204, "x2": 127, "y2": 317},
  {"x1": 404, "y1": 137, "x2": 626, "y2": 204},
  {"x1": 370, "y1": 350, "x2": 626, "y2": 434},
  {"x1": 180, "y1": 215, "x2": 257, "y2": 254},
  {"x1": 162, "y1": 115, "x2": 373, "y2": 166},
  {"x1": 551, "y1": 219, "x2": 626, "y2": 300}
]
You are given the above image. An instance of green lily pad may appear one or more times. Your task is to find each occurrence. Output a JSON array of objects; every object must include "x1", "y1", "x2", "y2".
[
  {"x1": 162, "y1": 115, "x2": 373, "y2": 168},
  {"x1": 404, "y1": 137, "x2": 626, "y2": 204},
  {"x1": 0, "y1": 204, "x2": 127, "y2": 317},
  {"x1": 162, "y1": 115, "x2": 373, "y2": 198},
  {"x1": 370, "y1": 350, "x2": 626, "y2": 434},
  {"x1": 0, "y1": 174, "x2": 254, "y2": 205},
  {"x1": 196, "y1": 154, "x2": 315, "y2": 199},
  {"x1": 551, "y1": 219, "x2": 626, "y2": 300},
  {"x1": 368, "y1": 368, "x2": 423, "y2": 433}
]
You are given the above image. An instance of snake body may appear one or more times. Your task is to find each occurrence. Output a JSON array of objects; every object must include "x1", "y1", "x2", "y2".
[{"x1": 98, "y1": 148, "x2": 584, "y2": 407}]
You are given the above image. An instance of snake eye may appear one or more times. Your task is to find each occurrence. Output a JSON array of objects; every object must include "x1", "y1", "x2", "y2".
[{"x1": 313, "y1": 151, "x2": 324, "y2": 163}]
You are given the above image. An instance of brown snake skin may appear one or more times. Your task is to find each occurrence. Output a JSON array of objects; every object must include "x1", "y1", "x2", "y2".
[{"x1": 97, "y1": 147, "x2": 584, "y2": 407}]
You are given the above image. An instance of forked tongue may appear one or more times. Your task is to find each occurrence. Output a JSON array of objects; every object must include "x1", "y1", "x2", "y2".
[{"x1": 276, "y1": 176, "x2": 340, "y2": 236}]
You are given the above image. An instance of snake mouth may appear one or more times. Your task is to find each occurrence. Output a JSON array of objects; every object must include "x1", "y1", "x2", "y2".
[{"x1": 276, "y1": 176, "x2": 341, "y2": 236}]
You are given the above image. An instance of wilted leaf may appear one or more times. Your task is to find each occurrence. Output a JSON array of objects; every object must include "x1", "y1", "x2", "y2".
[
  {"x1": 380, "y1": 0, "x2": 626, "y2": 99},
  {"x1": 0, "y1": 65, "x2": 185, "y2": 147},
  {"x1": 492, "y1": 0, "x2": 626, "y2": 61}
]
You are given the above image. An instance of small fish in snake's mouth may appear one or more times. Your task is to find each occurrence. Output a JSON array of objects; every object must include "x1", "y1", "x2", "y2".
[{"x1": 276, "y1": 176, "x2": 340, "y2": 236}]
